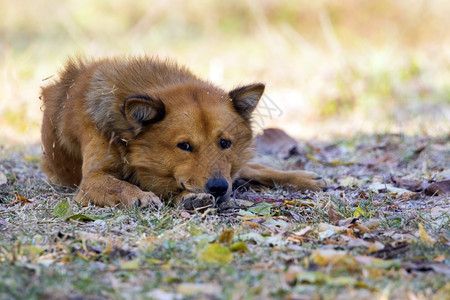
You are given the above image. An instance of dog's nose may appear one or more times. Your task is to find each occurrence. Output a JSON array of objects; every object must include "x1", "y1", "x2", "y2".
[{"x1": 205, "y1": 178, "x2": 229, "y2": 198}]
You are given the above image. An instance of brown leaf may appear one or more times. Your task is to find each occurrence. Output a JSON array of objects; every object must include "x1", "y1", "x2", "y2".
[
  {"x1": 328, "y1": 203, "x2": 344, "y2": 225},
  {"x1": 7, "y1": 192, "x2": 33, "y2": 206},
  {"x1": 391, "y1": 176, "x2": 423, "y2": 191},
  {"x1": 254, "y1": 128, "x2": 303, "y2": 159},
  {"x1": 424, "y1": 180, "x2": 450, "y2": 196}
]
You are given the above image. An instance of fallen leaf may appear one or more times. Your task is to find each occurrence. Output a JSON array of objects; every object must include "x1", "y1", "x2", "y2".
[
  {"x1": 120, "y1": 258, "x2": 140, "y2": 270},
  {"x1": 180, "y1": 211, "x2": 191, "y2": 218},
  {"x1": 391, "y1": 176, "x2": 423, "y2": 191},
  {"x1": 418, "y1": 223, "x2": 436, "y2": 246},
  {"x1": 296, "y1": 271, "x2": 327, "y2": 284},
  {"x1": 362, "y1": 218, "x2": 381, "y2": 230},
  {"x1": 248, "y1": 202, "x2": 272, "y2": 215},
  {"x1": 391, "y1": 233, "x2": 415, "y2": 241},
  {"x1": 201, "y1": 243, "x2": 233, "y2": 264},
  {"x1": 177, "y1": 283, "x2": 222, "y2": 296},
  {"x1": 338, "y1": 176, "x2": 361, "y2": 188},
  {"x1": 254, "y1": 128, "x2": 302, "y2": 159},
  {"x1": 66, "y1": 214, "x2": 97, "y2": 222},
  {"x1": 242, "y1": 221, "x2": 261, "y2": 228},
  {"x1": 8, "y1": 192, "x2": 33, "y2": 206},
  {"x1": 53, "y1": 201, "x2": 70, "y2": 218},
  {"x1": 396, "y1": 192, "x2": 419, "y2": 201},
  {"x1": 347, "y1": 239, "x2": 372, "y2": 248},
  {"x1": 0, "y1": 171, "x2": 7, "y2": 185},
  {"x1": 229, "y1": 242, "x2": 249, "y2": 252},
  {"x1": 368, "y1": 241, "x2": 385, "y2": 253},
  {"x1": 265, "y1": 217, "x2": 289, "y2": 230},
  {"x1": 292, "y1": 226, "x2": 312, "y2": 237},
  {"x1": 318, "y1": 229, "x2": 337, "y2": 240},
  {"x1": 284, "y1": 199, "x2": 316, "y2": 207},
  {"x1": 433, "y1": 254, "x2": 445, "y2": 262},
  {"x1": 218, "y1": 229, "x2": 234, "y2": 244},
  {"x1": 353, "y1": 204, "x2": 366, "y2": 218},
  {"x1": 234, "y1": 199, "x2": 255, "y2": 207},
  {"x1": 311, "y1": 249, "x2": 351, "y2": 267},
  {"x1": 328, "y1": 202, "x2": 344, "y2": 225},
  {"x1": 22, "y1": 245, "x2": 46, "y2": 258},
  {"x1": 285, "y1": 266, "x2": 303, "y2": 285},
  {"x1": 147, "y1": 289, "x2": 179, "y2": 299},
  {"x1": 264, "y1": 235, "x2": 287, "y2": 247},
  {"x1": 424, "y1": 180, "x2": 450, "y2": 196},
  {"x1": 103, "y1": 240, "x2": 112, "y2": 255},
  {"x1": 238, "y1": 210, "x2": 256, "y2": 217},
  {"x1": 368, "y1": 182, "x2": 410, "y2": 195}
]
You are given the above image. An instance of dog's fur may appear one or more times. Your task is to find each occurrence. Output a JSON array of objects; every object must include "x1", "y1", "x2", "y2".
[{"x1": 41, "y1": 57, "x2": 324, "y2": 209}]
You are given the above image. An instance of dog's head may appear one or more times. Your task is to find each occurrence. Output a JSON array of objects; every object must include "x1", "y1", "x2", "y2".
[{"x1": 123, "y1": 82, "x2": 265, "y2": 204}]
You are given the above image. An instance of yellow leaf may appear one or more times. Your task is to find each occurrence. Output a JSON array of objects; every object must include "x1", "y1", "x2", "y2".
[
  {"x1": 218, "y1": 229, "x2": 234, "y2": 244},
  {"x1": 353, "y1": 204, "x2": 366, "y2": 218},
  {"x1": 418, "y1": 223, "x2": 436, "y2": 246},
  {"x1": 368, "y1": 241, "x2": 385, "y2": 253},
  {"x1": 103, "y1": 240, "x2": 112, "y2": 255},
  {"x1": 24, "y1": 155, "x2": 40, "y2": 163},
  {"x1": 229, "y1": 242, "x2": 248, "y2": 253},
  {"x1": 312, "y1": 249, "x2": 350, "y2": 267},
  {"x1": 433, "y1": 254, "x2": 445, "y2": 262},
  {"x1": 201, "y1": 243, "x2": 233, "y2": 264},
  {"x1": 243, "y1": 221, "x2": 260, "y2": 228},
  {"x1": 22, "y1": 245, "x2": 45, "y2": 257},
  {"x1": 121, "y1": 258, "x2": 140, "y2": 270},
  {"x1": 76, "y1": 252, "x2": 90, "y2": 261},
  {"x1": 146, "y1": 258, "x2": 162, "y2": 264}
]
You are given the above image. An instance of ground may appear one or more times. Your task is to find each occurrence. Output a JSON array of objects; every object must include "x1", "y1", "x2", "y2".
[{"x1": 0, "y1": 132, "x2": 448, "y2": 300}]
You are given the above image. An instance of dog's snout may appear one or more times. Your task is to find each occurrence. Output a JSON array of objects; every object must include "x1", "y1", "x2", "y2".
[{"x1": 205, "y1": 178, "x2": 229, "y2": 198}]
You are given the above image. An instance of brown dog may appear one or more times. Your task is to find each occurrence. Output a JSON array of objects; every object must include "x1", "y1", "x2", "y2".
[{"x1": 40, "y1": 57, "x2": 324, "y2": 209}]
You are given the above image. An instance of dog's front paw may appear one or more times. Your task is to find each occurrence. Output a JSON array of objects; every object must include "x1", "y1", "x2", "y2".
[
  {"x1": 291, "y1": 170, "x2": 327, "y2": 192},
  {"x1": 129, "y1": 191, "x2": 164, "y2": 209},
  {"x1": 180, "y1": 193, "x2": 215, "y2": 211}
]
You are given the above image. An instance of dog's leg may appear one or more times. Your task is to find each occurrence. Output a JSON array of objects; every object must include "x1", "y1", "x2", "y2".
[
  {"x1": 75, "y1": 133, "x2": 162, "y2": 208},
  {"x1": 238, "y1": 162, "x2": 326, "y2": 191}
]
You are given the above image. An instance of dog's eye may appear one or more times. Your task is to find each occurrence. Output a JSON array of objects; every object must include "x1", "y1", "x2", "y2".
[
  {"x1": 219, "y1": 139, "x2": 232, "y2": 150},
  {"x1": 177, "y1": 142, "x2": 193, "y2": 152}
]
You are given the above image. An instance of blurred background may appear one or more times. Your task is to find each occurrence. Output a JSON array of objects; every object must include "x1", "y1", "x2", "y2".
[{"x1": 1, "y1": 0, "x2": 449, "y2": 144}]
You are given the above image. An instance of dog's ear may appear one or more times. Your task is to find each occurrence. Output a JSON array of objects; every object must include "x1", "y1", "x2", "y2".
[
  {"x1": 229, "y1": 83, "x2": 265, "y2": 121},
  {"x1": 123, "y1": 95, "x2": 165, "y2": 130}
]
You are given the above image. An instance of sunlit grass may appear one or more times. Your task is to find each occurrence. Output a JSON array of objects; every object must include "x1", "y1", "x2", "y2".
[{"x1": 1, "y1": 0, "x2": 449, "y2": 144}]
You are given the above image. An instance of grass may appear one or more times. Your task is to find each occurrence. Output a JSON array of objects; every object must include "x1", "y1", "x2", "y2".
[{"x1": 1, "y1": 133, "x2": 449, "y2": 299}]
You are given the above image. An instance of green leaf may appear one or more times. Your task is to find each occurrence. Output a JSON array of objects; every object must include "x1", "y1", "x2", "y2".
[
  {"x1": 248, "y1": 202, "x2": 272, "y2": 216},
  {"x1": 53, "y1": 201, "x2": 69, "y2": 218},
  {"x1": 238, "y1": 209, "x2": 256, "y2": 217},
  {"x1": 238, "y1": 232, "x2": 266, "y2": 244}
]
